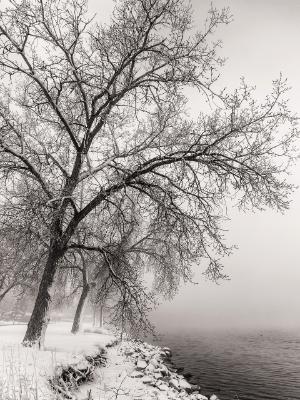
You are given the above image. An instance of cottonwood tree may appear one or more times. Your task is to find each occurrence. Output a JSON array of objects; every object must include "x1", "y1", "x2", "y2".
[{"x1": 0, "y1": 0, "x2": 298, "y2": 346}]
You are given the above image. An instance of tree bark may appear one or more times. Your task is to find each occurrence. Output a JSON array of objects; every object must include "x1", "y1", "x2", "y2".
[
  {"x1": 22, "y1": 241, "x2": 63, "y2": 347},
  {"x1": 71, "y1": 283, "x2": 89, "y2": 334}
]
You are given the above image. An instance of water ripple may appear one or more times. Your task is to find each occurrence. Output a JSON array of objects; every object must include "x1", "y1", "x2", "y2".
[{"x1": 153, "y1": 329, "x2": 300, "y2": 400}]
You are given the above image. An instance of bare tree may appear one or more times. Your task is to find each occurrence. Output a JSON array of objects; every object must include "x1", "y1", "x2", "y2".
[
  {"x1": 68, "y1": 249, "x2": 93, "y2": 334},
  {"x1": 0, "y1": 0, "x2": 298, "y2": 346},
  {"x1": 68, "y1": 196, "x2": 202, "y2": 336},
  {"x1": 65, "y1": 203, "x2": 154, "y2": 335},
  {"x1": 83, "y1": 211, "x2": 158, "y2": 337}
]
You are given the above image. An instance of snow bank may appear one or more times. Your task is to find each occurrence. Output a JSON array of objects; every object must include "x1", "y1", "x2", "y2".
[{"x1": 0, "y1": 322, "x2": 114, "y2": 400}]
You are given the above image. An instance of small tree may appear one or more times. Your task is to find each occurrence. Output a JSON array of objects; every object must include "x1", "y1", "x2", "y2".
[
  {"x1": 69, "y1": 249, "x2": 93, "y2": 334},
  {"x1": 0, "y1": 0, "x2": 298, "y2": 346}
]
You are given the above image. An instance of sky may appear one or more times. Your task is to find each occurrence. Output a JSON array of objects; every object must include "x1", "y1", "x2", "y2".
[{"x1": 89, "y1": 0, "x2": 300, "y2": 332}]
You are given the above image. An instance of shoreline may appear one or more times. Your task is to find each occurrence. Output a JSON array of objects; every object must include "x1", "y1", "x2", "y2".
[
  {"x1": 0, "y1": 322, "x2": 220, "y2": 400},
  {"x1": 118, "y1": 339, "x2": 219, "y2": 400},
  {"x1": 58, "y1": 334, "x2": 220, "y2": 400}
]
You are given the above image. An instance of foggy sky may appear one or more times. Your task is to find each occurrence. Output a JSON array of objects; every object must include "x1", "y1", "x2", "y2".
[{"x1": 90, "y1": 0, "x2": 300, "y2": 331}]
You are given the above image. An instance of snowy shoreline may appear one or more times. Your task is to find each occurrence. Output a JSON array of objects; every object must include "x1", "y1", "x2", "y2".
[
  {"x1": 0, "y1": 322, "x2": 220, "y2": 400},
  {"x1": 68, "y1": 335, "x2": 220, "y2": 400},
  {"x1": 114, "y1": 339, "x2": 219, "y2": 400},
  {"x1": 118, "y1": 341, "x2": 218, "y2": 400}
]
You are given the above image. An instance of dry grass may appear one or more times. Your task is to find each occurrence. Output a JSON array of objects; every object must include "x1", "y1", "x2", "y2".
[
  {"x1": 0, "y1": 344, "x2": 55, "y2": 400},
  {"x1": 0, "y1": 323, "x2": 116, "y2": 400}
]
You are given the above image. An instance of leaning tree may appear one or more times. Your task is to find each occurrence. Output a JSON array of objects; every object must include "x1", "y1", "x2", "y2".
[{"x1": 0, "y1": 0, "x2": 298, "y2": 346}]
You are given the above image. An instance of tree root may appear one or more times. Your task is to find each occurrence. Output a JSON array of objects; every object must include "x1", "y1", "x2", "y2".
[{"x1": 49, "y1": 347, "x2": 107, "y2": 399}]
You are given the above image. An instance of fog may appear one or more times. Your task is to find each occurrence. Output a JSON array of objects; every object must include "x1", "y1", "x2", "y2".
[
  {"x1": 89, "y1": 0, "x2": 300, "y2": 332},
  {"x1": 153, "y1": 0, "x2": 300, "y2": 332}
]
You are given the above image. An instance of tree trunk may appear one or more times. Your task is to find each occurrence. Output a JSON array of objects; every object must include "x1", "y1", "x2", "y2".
[
  {"x1": 71, "y1": 284, "x2": 89, "y2": 334},
  {"x1": 22, "y1": 241, "x2": 62, "y2": 347},
  {"x1": 99, "y1": 305, "x2": 104, "y2": 328},
  {"x1": 93, "y1": 305, "x2": 96, "y2": 327}
]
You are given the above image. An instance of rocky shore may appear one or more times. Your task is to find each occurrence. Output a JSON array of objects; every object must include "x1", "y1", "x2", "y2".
[
  {"x1": 48, "y1": 333, "x2": 221, "y2": 400},
  {"x1": 118, "y1": 339, "x2": 220, "y2": 400}
]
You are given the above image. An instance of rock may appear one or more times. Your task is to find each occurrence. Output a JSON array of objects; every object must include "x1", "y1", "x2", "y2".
[
  {"x1": 178, "y1": 379, "x2": 192, "y2": 390},
  {"x1": 178, "y1": 391, "x2": 188, "y2": 398},
  {"x1": 149, "y1": 358, "x2": 160, "y2": 367},
  {"x1": 136, "y1": 360, "x2": 148, "y2": 370},
  {"x1": 162, "y1": 347, "x2": 172, "y2": 354},
  {"x1": 168, "y1": 391, "x2": 179, "y2": 400},
  {"x1": 145, "y1": 364, "x2": 156, "y2": 373},
  {"x1": 168, "y1": 371, "x2": 177, "y2": 379},
  {"x1": 160, "y1": 351, "x2": 171, "y2": 359},
  {"x1": 190, "y1": 395, "x2": 206, "y2": 400},
  {"x1": 154, "y1": 371, "x2": 163, "y2": 380},
  {"x1": 159, "y1": 364, "x2": 169, "y2": 376},
  {"x1": 169, "y1": 378, "x2": 180, "y2": 390},
  {"x1": 142, "y1": 376, "x2": 153, "y2": 384},
  {"x1": 158, "y1": 383, "x2": 169, "y2": 391},
  {"x1": 209, "y1": 395, "x2": 219, "y2": 400},
  {"x1": 131, "y1": 371, "x2": 144, "y2": 378}
]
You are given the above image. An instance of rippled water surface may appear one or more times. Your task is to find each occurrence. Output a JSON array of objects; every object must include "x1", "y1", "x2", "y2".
[{"x1": 153, "y1": 329, "x2": 300, "y2": 400}]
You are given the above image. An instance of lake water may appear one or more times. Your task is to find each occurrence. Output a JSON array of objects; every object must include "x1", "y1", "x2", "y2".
[{"x1": 152, "y1": 329, "x2": 300, "y2": 400}]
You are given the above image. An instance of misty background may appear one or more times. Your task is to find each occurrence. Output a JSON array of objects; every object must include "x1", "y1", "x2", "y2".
[{"x1": 89, "y1": 0, "x2": 300, "y2": 331}]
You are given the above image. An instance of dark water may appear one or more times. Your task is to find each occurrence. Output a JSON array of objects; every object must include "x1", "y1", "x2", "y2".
[{"x1": 152, "y1": 329, "x2": 300, "y2": 400}]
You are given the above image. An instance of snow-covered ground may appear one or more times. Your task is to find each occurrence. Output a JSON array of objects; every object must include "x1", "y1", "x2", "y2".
[
  {"x1": 0, "y1": 323, "x2": 217, "y2": 400},
  {"x1": 76, "y1": 341, "x2": 211, "y2": 400},
  {"x1": 0, "y1": 322, "x2": 114, "y2": 400}
]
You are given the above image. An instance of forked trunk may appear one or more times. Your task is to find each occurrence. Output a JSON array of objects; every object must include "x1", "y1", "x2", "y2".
[
  {"x1": 22, "y1": 242, "x2": 62, "y2": 347},
  {"x1": 71, "y1": 284, "x2": 89, "y2": 334}
]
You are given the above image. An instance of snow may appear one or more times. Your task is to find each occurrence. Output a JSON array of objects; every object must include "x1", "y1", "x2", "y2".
[
  {"x1": 0, "y1": 322, "x2": 115, "y2": 400},
  {"x1": 75, "y1": 341, "x2": 205, "y2": 400},
  {"x1": 0, "y1": 323, "x2": 214, "y2": 400},
  {"x1": 76, "y1": 344, "x2": 159, "y2": 400}
]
